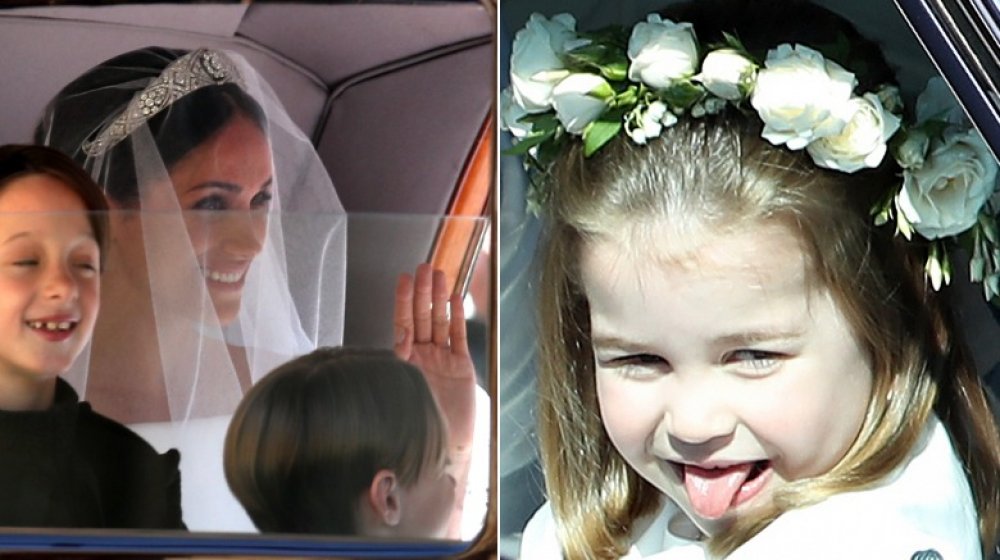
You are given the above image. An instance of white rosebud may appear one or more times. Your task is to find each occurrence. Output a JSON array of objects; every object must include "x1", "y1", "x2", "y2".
[
  {"x1": 875, "y1": 84, "x2": 903, "y2": 114},
  {"x1": 698, "y1": 49, "x2": 756, "y2": 101},
  {"x1": 510, "y1": 13, "x2": 578, "y2": 113},
  {"x1": 971, "y1": 254, "x2": 986, "y2": 282},
  {"x1": 926, "y1": 253, "x2": 945, "y2": 290},
  {"x1": 897, "y1": 129, "x2": 998, "y2": 239},
  {"x1": 627, "y1": 101, "x2": 668, "y2": 145},
  {"x1": 987, "y1": 273, "x2": 1000, "y2": 300},
  {"x1": 551, "y1": 73, "x2": 611, "y2": 134},
  {"x1": 661, "y1": 111, "x2": 679, "y2": 128},
  {"x1": 806, "y1": 93, "x2": 901, "y2": 173},
  {"x1": 499, "y1": 87, "x2": 532, "y2": 140},
  {"x1": 627, "y1": 14, "x2": 699, "y2": 89},
  {"x1": 750, "y1": 44, "x2": 857, "y2": 150},
  {"x1": 895, "y1": 129, "x2": 931, "y2": 169}
]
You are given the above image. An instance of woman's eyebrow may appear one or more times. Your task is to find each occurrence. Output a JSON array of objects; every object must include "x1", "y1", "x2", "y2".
[{"x1": 187, "y1": 181, "x2": 241, "y2": 193}]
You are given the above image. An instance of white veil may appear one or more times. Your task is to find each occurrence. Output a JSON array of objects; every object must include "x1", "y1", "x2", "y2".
[{"x1": 35, "y1": 47, "x2": 346, "y2": 529}]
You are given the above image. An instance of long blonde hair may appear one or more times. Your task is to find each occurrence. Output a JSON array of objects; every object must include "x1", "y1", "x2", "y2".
[{"x1": 536, "y1": 111, "x2": 1000, "y2": 558}]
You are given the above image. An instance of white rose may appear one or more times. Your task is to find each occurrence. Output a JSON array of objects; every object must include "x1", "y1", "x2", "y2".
[
  {"x1": 698, "y1": 49, "x2": 756, "y2": 101},
  {"x1": 627, "y1": 14, "x2": 698, "y2": 89},
  {"x1": 750, "y1": 44, "x2": 857, "y2": 150},
  {"x1": 806, "y1": 93, "x2": 901, "y2": 173},
  {"x1": 551, "y1": 73, "x2": 611, "y2": 134},
  {"x1": 898, "y1": 129, "x2": 998, "y2": 239},
  {"x1": 499, "y1": 87, "x2": 532, "y2": 140},
  {"x1": 510, "y1": 13, "x2": 578, "y2": 112}
]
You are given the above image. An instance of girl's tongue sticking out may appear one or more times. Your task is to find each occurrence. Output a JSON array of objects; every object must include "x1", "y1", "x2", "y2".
[{"x1": 682, "y1": 461, "x2": 770, "y2": 519}]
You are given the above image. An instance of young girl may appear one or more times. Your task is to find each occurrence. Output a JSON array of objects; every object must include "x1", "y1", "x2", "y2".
[
  {"x1": 224, "y1": 264, "x2": 476, "y2": 539},
  {"x1": 503, "y1": 1, "x2": 1000, "y2": 557},
  {"x1": 0, "y1": 144, "x2": 183, "y2": 528}
]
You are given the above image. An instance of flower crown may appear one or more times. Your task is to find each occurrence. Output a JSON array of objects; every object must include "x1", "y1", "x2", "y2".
[{"x1": 501, "y1": 13, "x2": 1000, "y2": 304}]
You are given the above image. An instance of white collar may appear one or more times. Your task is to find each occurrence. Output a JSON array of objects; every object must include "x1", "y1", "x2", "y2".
[{"x1": 618, "y1": 416, "x2": 977, "y2": 559}]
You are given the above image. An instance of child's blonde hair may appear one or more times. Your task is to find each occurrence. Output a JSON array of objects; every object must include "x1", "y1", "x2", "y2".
[
  {"x1": 536, "y1": 108, "x2": 1000, "y2": 557},
  {"x1": 223, "y1": 346, "x2": 447, "y2": 534}
]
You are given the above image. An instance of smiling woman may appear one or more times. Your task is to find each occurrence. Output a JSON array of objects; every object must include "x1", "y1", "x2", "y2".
[{"x1": 35, "y1": 46, "x2": 347, "y2": 530}]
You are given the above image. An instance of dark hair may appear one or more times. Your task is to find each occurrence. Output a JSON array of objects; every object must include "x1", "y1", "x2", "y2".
[
  {"x1": 35, "y1": 46, "x2": 267, "y2": 206},
  {"x1": 0, "y1": 144, "x2": 110, "y2": 263},
  {"x1": 223, "y1": 346, "x2": 447, "y2": 535}
]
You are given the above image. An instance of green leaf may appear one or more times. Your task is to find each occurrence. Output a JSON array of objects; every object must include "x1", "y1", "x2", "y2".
[
  {"x1": 613, "y1": 85, "x2": 639, "y2": 108},
  {"x1": 577, "y1": 25, "x2": 630, "y2": 49},
  {"x1": 979, "y1": 211, "x2": 999, "y2": 244},
  {"x1": 564, "y1": 39, "x2": 631, "y2": 83},
  {"x1": 518, "y1": 112, "x2": 559, "y2": 127},
  {"x1": 600, "y1": 61, "x2": 628, "y2": 82},
  {"x1": 870, "y1": 187, "x2": 896, "y2": 227},
  {"x1": 662, "y1": 80, "x2": 705, "y2": 110},
  {"x1": 502, "y1": 129, "x2": 555, "y2": 156},
  {"x1": 583, "y1": 118, "x2": 622, "y2": 157},
  {"x1": 873, "y1": 205, "x2": 892, "y2": 227},
  {"x1": 566, "y1": 44, "x2": 613, "y2": 66},
  {"x1": 716, "y1": 32, "x2": 756, "y2": 62},
  {"x1": 589, "y1": 80, "x2": 615, "y2": 100}
]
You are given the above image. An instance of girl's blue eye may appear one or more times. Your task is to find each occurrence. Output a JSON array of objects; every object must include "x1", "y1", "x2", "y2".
[
  {"x1": 726, "y1": 350, "x2": 782, "y2": 374},
  {"x1": 598, "y1": 353, "x2": 669, "y2": 379},
  {"x1": 192, "y1": 195, "x2": 227, "y2": 211},
  {"x1": 615, "y1": 353, "x2": 665, "y2": 366}
]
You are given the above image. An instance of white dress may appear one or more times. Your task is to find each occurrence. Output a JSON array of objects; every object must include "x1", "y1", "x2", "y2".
[{"x1": 520, "y1": 416, "x2": 980, "y2": 559}]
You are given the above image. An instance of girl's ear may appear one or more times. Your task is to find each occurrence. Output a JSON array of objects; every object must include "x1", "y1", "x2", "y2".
[{"x1": 368, "y1": 469, "x2": 402, "y2": 527}]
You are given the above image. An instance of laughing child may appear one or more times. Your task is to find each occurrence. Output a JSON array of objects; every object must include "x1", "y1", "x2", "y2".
[{"x1": 0, "y1": 144, "x2": 183, "y2": 529}]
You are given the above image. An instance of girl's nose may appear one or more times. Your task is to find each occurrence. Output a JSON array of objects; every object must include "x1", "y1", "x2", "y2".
[{"x1": 654, "y1": 376, "x2": 737, "y2": 453}]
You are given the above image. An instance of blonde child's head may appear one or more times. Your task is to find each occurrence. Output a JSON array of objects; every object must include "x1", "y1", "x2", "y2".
[
  {"x1": 525, "y1": 4, "x2": 1000, "y2": 555},
  {"x1": 223, "y1": 346, "x2": 456, "y2": 537}
]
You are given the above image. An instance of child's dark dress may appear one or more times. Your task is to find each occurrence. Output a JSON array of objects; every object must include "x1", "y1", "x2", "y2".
[{"x1": 0, "y1": 378, "x2": 184, "y2": 529}]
